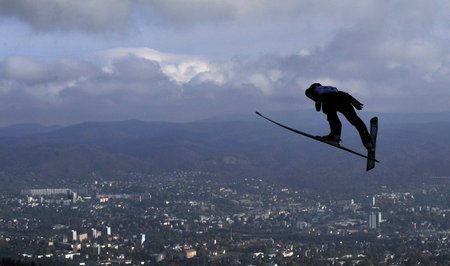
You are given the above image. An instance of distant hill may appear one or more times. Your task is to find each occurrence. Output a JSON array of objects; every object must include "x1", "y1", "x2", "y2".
[
  {"x1": 0, "y1": 124, "x2": 61, "y2": 138},
  {"x1": 0, "y1": 111, "x2": 449, "y2": 190}
]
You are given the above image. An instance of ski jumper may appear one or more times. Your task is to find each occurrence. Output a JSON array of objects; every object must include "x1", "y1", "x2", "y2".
[{"x1": 305, "y1": 84, "x2": 373, "y2": 149}]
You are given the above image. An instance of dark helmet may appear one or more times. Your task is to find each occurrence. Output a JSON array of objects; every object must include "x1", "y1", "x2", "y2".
[
  {"x1": 307, "y1": 83, "x2": 321, "y2": 90},
  {"x1": 305, "y1": 83, "x2": 321, "y2": 101}
]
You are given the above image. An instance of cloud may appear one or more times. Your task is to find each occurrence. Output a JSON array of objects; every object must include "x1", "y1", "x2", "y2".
[
  {"x1": 0, "y1": 0, "x2": 264, "y2": 32},
  {"x1": 102, "y1": 48, "x2": 213, "y2": 83},
  {"x1": 1, "y1": 1, "x2": 450, "y2": 124},
  {"x1": 0, "y1": 0, "x2": 382, "y2": 33},
  {"x1": 0, "y1": 50, "x2": 290, "y2": 124},
  {"x1": 0, "y1": 56, "x2": 98, "y2": 83},
  {"x1": 1, "y1": 39, "x2": 450, "y2": 125},
  {"x1": 0, "y1": 0, "x2": 133, "y2": 32},
  {"x1": 147, "y1": 0, "x2": 263, "y2": 27},
  {"x1": 0, "y1": 56, "x2": 49, "y2": 83}
]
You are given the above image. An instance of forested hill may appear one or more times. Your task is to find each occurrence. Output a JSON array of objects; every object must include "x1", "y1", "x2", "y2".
[{"x1": 0, "y1": 111, "x2": 449, "y2": 190}]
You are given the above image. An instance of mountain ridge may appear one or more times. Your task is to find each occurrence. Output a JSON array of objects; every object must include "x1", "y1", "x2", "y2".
[{"x1": 0, "y1": 111, "x2": 449, "y2": 191}]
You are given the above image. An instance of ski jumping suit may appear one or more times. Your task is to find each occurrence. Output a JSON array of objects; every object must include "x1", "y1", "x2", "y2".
[{"x1": 305, "y1": 83, "x2": 373, "y2": 149}]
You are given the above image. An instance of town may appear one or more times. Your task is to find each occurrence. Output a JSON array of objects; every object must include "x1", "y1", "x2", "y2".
[{"x1": 0, "y1": 172, "x2": 449, "y2": 265}]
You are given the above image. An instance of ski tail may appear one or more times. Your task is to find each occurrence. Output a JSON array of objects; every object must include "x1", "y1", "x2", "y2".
[{"x1": 366, "y1": 117, "x2": 378, "y2": 171}]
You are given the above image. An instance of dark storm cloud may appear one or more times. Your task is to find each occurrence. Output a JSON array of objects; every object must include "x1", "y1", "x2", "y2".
[
  {"x1": 0, "y1": 55, "x2": 179, "y2": 124},
  {"x1": 0, "y1": 52, "x2": 291, "y2": 124}
]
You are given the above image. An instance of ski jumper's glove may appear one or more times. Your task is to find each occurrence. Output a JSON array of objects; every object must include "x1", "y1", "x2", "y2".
[
  {"x1": 351, "y1": 99, "x2": 363, "y2": 110},
  {"x1": 341, "y1": 91, "x2": 364, "y2": 110},
  {"x1": 315, "y1": 100, "x2": 321, "y2": 112}
]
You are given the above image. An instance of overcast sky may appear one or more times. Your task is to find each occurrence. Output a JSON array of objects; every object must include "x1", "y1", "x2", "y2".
[{"x1": 0, "y1": 0, "x2": 449, "y2": 125}]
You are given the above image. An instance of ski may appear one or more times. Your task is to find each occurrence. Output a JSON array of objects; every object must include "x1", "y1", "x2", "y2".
[
  {"x1": 255, "y1": 111, "x2": 380, "y2": 163},
  {"x1": 366, "y1": 117, "x2": 378, "y2": 171}
]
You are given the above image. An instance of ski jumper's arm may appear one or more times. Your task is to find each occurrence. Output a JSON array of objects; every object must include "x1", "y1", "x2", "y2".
[
  {"x1": 305, "y1": 87, "x2": 321, "y2": 111},
  {"x1": 340, "y1": 91, "x2": 364, "y2": 110}
]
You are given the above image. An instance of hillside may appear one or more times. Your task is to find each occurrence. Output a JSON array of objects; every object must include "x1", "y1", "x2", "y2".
[{"x1": 0, "y1": 111, "x2": 449, "y2": 190}]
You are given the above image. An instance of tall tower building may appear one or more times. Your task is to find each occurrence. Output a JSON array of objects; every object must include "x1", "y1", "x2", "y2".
[
  {"x1": 72, "y1": 192, "x2": 77, "y2": 203},
  {"x1": 368, "y1": 211, "x2": 382, "y2": 229},
  {"x1": 71, "y1": 230, "x2": 77, "y2": 242},
  {"x1": 91, "y1": 228, "x2": 97, "y2": 239},
  {"x1": 368, "y1": 213, "x2": 377, "y2": 229}
]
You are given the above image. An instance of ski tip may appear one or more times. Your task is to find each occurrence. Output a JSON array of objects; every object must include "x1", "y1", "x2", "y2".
[{"x1": 255, "y1": 111, "x2": 261, "y2": 116}]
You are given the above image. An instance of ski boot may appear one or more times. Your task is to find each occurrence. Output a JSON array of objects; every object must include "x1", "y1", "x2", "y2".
[{"x1": 318, "y1": 134, "x2": 341, "y2": 145}]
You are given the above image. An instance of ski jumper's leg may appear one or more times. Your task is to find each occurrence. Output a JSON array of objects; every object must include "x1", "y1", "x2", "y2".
[
  {"x1": 336, "y1": 94, "x2": 372, "y2": 145},
  {"x1": 321, "y1": 94, "x2": 341, "y2": 137},
  {"x1": 324, "y1": 110, "x2": 342, "y2": 137}
]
